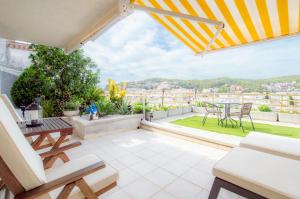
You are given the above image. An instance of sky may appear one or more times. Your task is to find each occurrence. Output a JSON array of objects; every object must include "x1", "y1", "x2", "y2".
[{"x1": 83, "y1": 11, "x2": 300, "y2": 87}]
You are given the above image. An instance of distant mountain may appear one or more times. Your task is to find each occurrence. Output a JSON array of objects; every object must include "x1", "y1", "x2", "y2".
[{"x1": 124, "y1": 76, "x2": 300, "y2": 93}]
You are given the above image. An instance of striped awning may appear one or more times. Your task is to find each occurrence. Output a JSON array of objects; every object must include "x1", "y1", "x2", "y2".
[{"x1": 132, "y1": 0, "x2": 300, "y2": 54}]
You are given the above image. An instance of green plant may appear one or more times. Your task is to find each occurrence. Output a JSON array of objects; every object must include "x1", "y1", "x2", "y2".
[
  {"x1": 107, "y1": 79, "x2": 126, "y2": 107},
  {"x1": 195, "y1": 101, "x2": 206, "y2": 107},
  {"x1": 85, "y1": 87, "x2": 104, "y2": 103},
  {"x1": 95, "y1": 99, "x2": 115, "y2": 116},
  {"x1": 258, "y1": 105, "x2": 272, "y2": 112},
  {"x1": 11, "y1": 44, "x2": 100, "y2": 116},
  {"x1": 117, "y1": 100, "x2": 131, "y2": 115},
  {"x1": 133, "y1": 102, "x2": 150, "y2": 114},
  {"x1": 289, "y1": 96, "x2": 295, "y2": 106},
  {"x1": 63, "y1": 100, "x2": 80, "y2": 111},
  {"x1": 41, "y1": 100, "x2": 55, "y2": 117},
  {"x1": 150, "y1": 105, "x2": 170, "y2": 111}
]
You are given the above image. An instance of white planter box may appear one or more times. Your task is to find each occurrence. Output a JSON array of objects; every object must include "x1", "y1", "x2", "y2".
[
  {"x1": 168, "y1": 108, "x2": 183, "y2": 117},
  {"x1": 251, "y1": 111, "x2": 278, "y2": 122},
  {"x1": 72, "y1": 114, "x2": 142, "y2": 139},
  {"x1": 145, "y1": 111, "x2": 168, "y2": 121},
  {"x1": 182, "y1": 106, "x2": 192, "y2": 114},
  {"x1": 278, "y1": 113, "x2": 300, "y2": 124},
  {"x1": 63, "y1": 110, "x2": 79, "y2": 117},
  {"x1": 192, "y1": 106, "x2": 206, "y2": 114}
]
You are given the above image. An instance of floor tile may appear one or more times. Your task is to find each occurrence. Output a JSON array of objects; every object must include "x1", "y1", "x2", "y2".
[
  {"x1": 103, "y1": 189, "x2": 132, "y2": 199},
  {"x1": 130, "y1": 160, "x2": 157, "y2": 176},
  {"x1": 150, "y1": 190, "x2": 176, "y2": 199},
  {"x1": 123, "y1": 177, "x2": 160, "y2": 199},
  {"x1": 117, "y1": 154, "x2": 142, "y2": 167},
  {"x1": 160, "y1": 160, "x2": 191, "y2": 176},
  {"x1": 164, "y1": 178, "x2": 202, "y2": 199},
  {"x1": 144, "y1": 168, "x2": 177, "y2": 188},
  {"x1": 181, "y1": 168, "x2": 213, "y2": 188},
  {"x1": 118, "y1": 168, "x2": 140, "y2": 187}
]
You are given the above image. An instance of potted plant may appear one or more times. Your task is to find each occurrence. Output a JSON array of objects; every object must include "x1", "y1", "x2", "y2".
[
  {"x1": 251, "y1": 105, "x2": 278, "y2": 122},
  {"x1": 63, "y1": 99, "x2": 81, "y2": 117}
]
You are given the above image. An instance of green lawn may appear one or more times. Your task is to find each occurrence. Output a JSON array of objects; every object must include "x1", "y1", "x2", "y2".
[{"x1": 171, "y1": 116, "x2": 300, "y2": 138}]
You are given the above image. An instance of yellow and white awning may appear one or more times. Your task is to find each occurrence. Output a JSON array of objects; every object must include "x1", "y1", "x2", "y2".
[{"x1": 132, "y1": 0, "x2": 300, "y2": 54}]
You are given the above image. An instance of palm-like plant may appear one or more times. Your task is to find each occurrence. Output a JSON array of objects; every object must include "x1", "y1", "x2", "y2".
[{"x1": 94, "y1": 99, "x2": 115, "y2": 117}]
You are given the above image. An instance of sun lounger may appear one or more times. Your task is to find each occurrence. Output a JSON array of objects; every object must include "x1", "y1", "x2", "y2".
[
  {"x1": 0, "y1": 97, "x2": 118, "y2": 198},
  {"x1": 240, "y1": 131, "x2": 300, "y2": 160},
  {"x1": 209, "y1": 147, "x2": 300, "y2": 199}
]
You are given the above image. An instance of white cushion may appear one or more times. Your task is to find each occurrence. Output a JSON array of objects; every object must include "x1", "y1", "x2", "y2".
[
  {"x1": 213, "y1": 147, "x2": 300, "y2": 199},
  {"x1": 0, "y1": 98, "x2": 46, "y2": 190},
  {"x1": 37, "y1": 155, "x2": 119, "y2": 199},
  {"x1": 1, "y1": 94, "x2": 23, "y2": 123},
  {"x1": 240, "y1": 132, "x2": 300, "y2": 160}
]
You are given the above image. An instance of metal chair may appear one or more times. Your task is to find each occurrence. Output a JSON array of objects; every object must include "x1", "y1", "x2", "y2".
[
  {"x1": 229, "y1": 103, "x2": 255, "y2": 132},
  {"x1": 202, "y1": 102, "x2": 223, "y2": 126}
]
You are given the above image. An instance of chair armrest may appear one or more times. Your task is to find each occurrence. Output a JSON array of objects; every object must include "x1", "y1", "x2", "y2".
[
  {"x1": 15, "y1": 161, "x2": 105, "y2": 199},
  {"x1": 39, "y1": 141, "x2": 81, "y2": 158}
]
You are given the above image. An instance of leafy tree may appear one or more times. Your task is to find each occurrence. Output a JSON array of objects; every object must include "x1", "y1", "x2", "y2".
[{"x1": 11, "y1": 44, "x2": 100, "y2": 116}]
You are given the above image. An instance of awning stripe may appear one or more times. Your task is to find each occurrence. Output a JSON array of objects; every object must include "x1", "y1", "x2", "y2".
[
  {"x1": 179, "y1": 0, "x2": 225, "y2": 48},
  {"x1": 163, "y1": 0, "x2": 213, "y2": 48},
  {"x1": 277, "y1": 0, "x2": 290, "y2": 35},
  {"x1": 196, "y1": 0, "x2": 236, "y2": 45},
  {"x1": 149, "y1": 0, "x2": 206, "y2": 51},
  {"x1": 255, "y1": 0, "x2": 274, "y2": 38},
  {"x1": 215, "y1": 0, "x2": 247, "y2": 43},
  {"x1": 137, "y1": 0, "x2": 200, "y2": 52},
  {"x1": 134, "y1": 0, "x2": 300, "y2": 54},
  {"x1": 234, "y1": 0, "x2": 260, "y2": 41}
]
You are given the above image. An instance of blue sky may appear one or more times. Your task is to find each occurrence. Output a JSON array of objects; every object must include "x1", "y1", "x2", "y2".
[{"x1": 83, "y1": 11, "x2": 300, "y2": 86}]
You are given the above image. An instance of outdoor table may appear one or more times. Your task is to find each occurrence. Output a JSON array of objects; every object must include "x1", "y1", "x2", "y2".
[
  {"x1": 19, "y1": 117, "x2": 79, "y2": 168},
  {"x1": 217, "y1": 102, "x2": 240, "y2": 127}
]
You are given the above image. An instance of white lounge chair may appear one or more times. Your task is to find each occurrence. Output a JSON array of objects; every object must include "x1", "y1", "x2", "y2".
[
  {"x1": 240, "y1": 131, "x2": 300, "y2": 160},
  {"x1": 209, "y1": 147, "x2": 300, "y2": 199},
  {"x1": 0, "y1": 95, "x2": 118, "y2": 198}
]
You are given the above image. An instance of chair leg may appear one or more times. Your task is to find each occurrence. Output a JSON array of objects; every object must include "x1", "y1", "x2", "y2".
[
  {"x1": 240, "y1": 118, "x2": 245, "y2": 133},
  {"x1": 249, "y1": 115, "x2": 255, "y2": 131},
  {"x1": 208, "y1": 178, "x2": 222, "y2": 199},
  {"x1": 202, "y1": 113, "x2": 208, "y2": 126}
]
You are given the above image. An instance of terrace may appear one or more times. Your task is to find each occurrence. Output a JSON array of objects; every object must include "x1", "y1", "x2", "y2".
[{"x1": 1, "y1": 0, "x2": 300, "y2": 199}]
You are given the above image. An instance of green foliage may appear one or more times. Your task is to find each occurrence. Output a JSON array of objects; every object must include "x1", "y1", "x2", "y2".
[
  {"x1": 11, "y1": 44, "x2": 100, "y2": 116},
  {"x1": 133, "y1": 102, "x2": 150, "y2": 114},
  {"x1": 258, "y1": 105, "x2": 272, "y2": 112},
  {"x1": 117, "y1": 100, "x2": 131, "y2": 115},
  {"x1": 95, "y1": 99, "x2": 115, "y2": 116},
  {"x1": 41, "y1": 100, "x2": 55, "y2": 118},
  {"x1": 63, "y1": 99, "x2": 81, "y2": 111},
  {"x1": 151, "y1": 105, "x2": 170, "y2": 111},
  {"x1": 11, "y1": 66, "x2": 51, "y2": 107},
  {"x1": 289, "y1": 96, "x2": 294, "y2": 106},
  {"x1": 85, "y1": 87, "x2": 104, "y2": 103},
  {"x1": 195, "y1": 101, "x2": 206, "y2": 107}
]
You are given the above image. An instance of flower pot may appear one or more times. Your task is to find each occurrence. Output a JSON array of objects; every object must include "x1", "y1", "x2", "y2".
[
  {"x1": 145, "y1": 111, "x2": 168, "y2": 121},
  {"x1": 168, "y1": 108, "x2": 183, "y2": 117},
  {"x1": 63, "y1": 110, "x2": 80, "y2": 117},
  {"x1": 278, "y1": 113, "x2": 300, "y2": 124},
  {"x1": 251, "y1": 111, "x2": 278, "y2": 122}
]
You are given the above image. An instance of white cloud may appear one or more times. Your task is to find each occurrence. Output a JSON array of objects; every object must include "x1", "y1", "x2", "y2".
[{"x1": 83, "y1": 11, "x2": 300, "y2": 87}]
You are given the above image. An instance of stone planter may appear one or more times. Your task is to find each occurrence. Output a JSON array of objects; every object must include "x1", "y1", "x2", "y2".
[
  {"x1": 182, "y1": 106, "x2": 192, "y2": 114},
  {"x1": 251, "y1": 111, "x2": 278, "y2": 122},
  {"x1": 72, "y1": 114, "x2": 142, "y2": 139},
  {"x1": 63, "y1": 110, "x2": 79, "y2": 117},
  {"x1": 278, "y1": 113, "x2": 300, "y2": 124},
  {"x1": 168, "y1": 108, "x2": 183, "y2": 117},
  {"x1": 145, "y1": 111, "x2": 168, "y2": 121},
  {"x1": 192, "y1": 106, "x2": 206, "y2": 114}
]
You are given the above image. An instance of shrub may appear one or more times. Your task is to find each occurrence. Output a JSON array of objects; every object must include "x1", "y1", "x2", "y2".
[
  {"x1": 41, "y1": 100, "x2": 55, "y2": 117},
  {"x1": 107, "y1": 79, "x2": 126, "y2": 107},
  {"x1": 85, "y1": 87, "x2": 104, "y2": 103},
  {"x1": 195, "y1": 101, "x2": 206, "y2": 107},
  {"x1": 133, "y1": 102, "x2": 150, "y2": 114},
  {"x1": 258, "y1": 105, "x2": 272, "y2": 112},
  {"x1": 117, "y1": 100, "x2": 131, "y2": 115},
  {"x1": 11, "y1": 66, "x2": 51, "y2": 107},
  {"x1": 63, "y1": 100, "x2": 80, "y2": 111},
  {"x1": 95, "y1": 99, "x2": 115, "y2": 116},
  {"x1": 289, "y1": 96, "x2": 294, "y2": 106}
]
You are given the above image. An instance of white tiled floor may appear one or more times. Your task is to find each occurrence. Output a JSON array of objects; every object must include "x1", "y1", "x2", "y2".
[{"x1": 65, "y1": 129, "x2": 241, "y2": 199}]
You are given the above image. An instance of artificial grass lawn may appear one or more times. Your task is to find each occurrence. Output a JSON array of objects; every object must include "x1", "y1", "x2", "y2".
[{"x1": 171, "y1": 116, "x2": 300, "y2": 138}]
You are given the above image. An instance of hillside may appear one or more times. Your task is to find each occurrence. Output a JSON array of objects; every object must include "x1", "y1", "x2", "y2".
[{"x1": 124, "y1": 76, "x2": 300, "y2": 92}]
